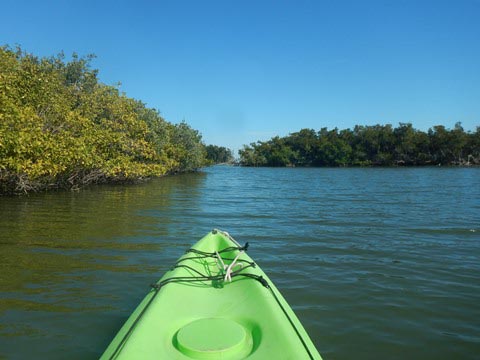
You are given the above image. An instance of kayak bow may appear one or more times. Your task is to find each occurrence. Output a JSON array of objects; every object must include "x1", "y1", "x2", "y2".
[{"x1": 101, "y1": 230, "x2": 322, "y2": 359}]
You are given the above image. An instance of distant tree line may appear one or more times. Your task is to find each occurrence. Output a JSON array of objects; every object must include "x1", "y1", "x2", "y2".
[
  {"x1": 205, "y1": 145, "x2": 234, "y2": 164},
  {"x1": 0, "y1": 46, "x2": 208, "y2": 194},
  {"x1": 239, "y1": 123, "x2": 480, "y2": 167}
]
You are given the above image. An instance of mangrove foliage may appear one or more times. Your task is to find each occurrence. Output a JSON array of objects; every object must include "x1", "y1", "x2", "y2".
[
  {"x1": 0, "y1": 46, "x2": 207, "y2": 194},
  {"x1": 205, "y1": 145, "x2": 234, "y2": 164},
  {"x1": 239, "y1": 124, "x2": 480, "y2": 167}
]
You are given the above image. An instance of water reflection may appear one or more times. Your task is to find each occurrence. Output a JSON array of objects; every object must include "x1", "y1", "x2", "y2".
[{"x1": 0, "y1": 173, "x2": 206, "y2": 358}]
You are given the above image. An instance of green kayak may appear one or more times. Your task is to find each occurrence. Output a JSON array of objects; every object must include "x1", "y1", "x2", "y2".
[{"x1": 101, "y1": 230, "x2": 322, "y2": 359}]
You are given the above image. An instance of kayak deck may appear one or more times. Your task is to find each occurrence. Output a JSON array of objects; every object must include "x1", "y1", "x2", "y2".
[{"x1": 101, "y1": 230, "x2": 322, "y2": 359}]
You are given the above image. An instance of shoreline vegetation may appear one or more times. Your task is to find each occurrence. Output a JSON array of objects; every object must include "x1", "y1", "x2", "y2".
[
  {"x1": 239, "y1": 124, "x2": 479, "y2": 167},
  {"x1": 0, "y1": 46, "x2": 230, "y2": 195},
  {"x1": 2, "y1": 46, "x2": 478, "y2": 194}
]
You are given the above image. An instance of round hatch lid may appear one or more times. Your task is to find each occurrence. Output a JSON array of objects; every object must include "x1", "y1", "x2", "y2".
[{"x1": 176, "y1": 318, "x2": 252, "y2": 359}]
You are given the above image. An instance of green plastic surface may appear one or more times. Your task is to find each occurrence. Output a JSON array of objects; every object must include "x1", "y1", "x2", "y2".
[
  {"x1": 100, "y1": 230, "x2": 322, "y2": 359},
  {"x1": 176, "y1": 318, "x2": 252, "y2": 359}
]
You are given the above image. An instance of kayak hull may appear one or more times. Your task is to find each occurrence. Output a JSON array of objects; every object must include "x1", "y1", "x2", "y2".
[{"x1": 101, "y1": 230, "x2": 322, "y2": 359}]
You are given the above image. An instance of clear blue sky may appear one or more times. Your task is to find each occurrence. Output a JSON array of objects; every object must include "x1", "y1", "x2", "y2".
[{"x1": 2, "y1": 0, "x2": 479, "y2": 153}]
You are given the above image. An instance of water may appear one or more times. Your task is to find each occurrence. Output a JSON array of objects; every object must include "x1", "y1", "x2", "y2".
[{"x1": 1, "y1": 167, "x2": 479, "y2": 359}]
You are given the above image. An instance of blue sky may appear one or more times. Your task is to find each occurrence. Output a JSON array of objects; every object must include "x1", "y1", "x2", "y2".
[{"x1": 2, "y1": 0, "x2": 479, "y2": 153}]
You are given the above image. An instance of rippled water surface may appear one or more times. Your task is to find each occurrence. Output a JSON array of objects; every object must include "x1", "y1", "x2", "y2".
[{"x1": 1, "y1": 167, "x2": 479, "y2": 359}]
